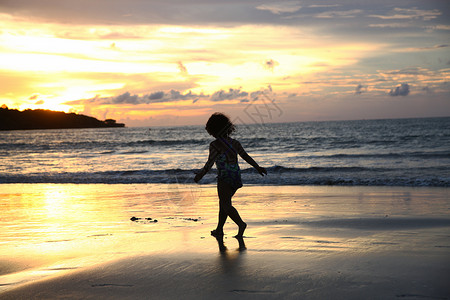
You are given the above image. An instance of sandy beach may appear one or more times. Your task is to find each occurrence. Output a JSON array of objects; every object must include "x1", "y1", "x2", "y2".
[{"x1": 1, "y1": 184, "x2": 449, "y2": 299}]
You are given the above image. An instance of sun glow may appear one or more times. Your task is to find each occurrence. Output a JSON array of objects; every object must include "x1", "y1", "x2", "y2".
[
  {"x1": 0, "y1": 18, "x2": 372, "y2": 100},
  {"x1": 1, "y1": 4, "x2": 445, "y2": 125}
]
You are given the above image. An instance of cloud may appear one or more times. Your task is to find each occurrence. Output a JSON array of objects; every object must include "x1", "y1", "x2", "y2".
[
  {"x1": 67, "y1": 87, "x2": 256, "y2": 107},
  {"x1": 68, "y1": 90, "x2": 206, "y2": 106},
  {"x1": 2, "y1": 1, "x2": 449, "y2": 125},
  {"x1": 369, "y1": 8, "x2": 441, "y2": 21},
  {"x1": 114, "y1": 91, "x2": 139, "y2": 104},
  {"x1": 389, "y1": 83, "x2": 410, "y2": 96},
  {"x1": 177, "y1": 61, "x2": 188, "y2": 75},
  {"x1": 315, "y1": 9, "x2": 363, "y2": 19},
  {"x1": 256, "y1": 2, "x2": 302, "y2": 15},
  {"x1": 210, "y1": 88, "x2": 248, "y2": 102},
  {"x1": 137, "y1": 90, "x2": 205, "y2": 103},
  {"x1": 148, "y1": 91, "x2": 165, "y2": 101},
  {"x1": 308, "y1": 4, "x2": 340, "y2": 8},
  {"x1": 167, "y1": 90, "x2": 201, "y2": 101},
  {"x1": 249, "y1": 85, "x2": 274, "y2": 100},
  {"x1": 368, "y1": 23, "x2": 413, "y2": 29},
  {"x1": 368, "y1": 23, "x2": 450, "y2": 32},
  {"x1": 355, "y1": 84, "x2": 367, "y2": 95},
  {"x1": 55, "y1": 27, "x2": 149, "y2": 40},
  {"x1": 391, "y1": 44, "x2": 450, "y2": 53},
  {"x1": 263, "y1": 59, "x2": 279, "y2": 71},
  {"x1": 29, "y1": 94, "x2": 39, "y2": 100},
  {"x1": 432, "y1": 25, "x2": 450, "y2": 31},
  {"x1": 422, "y1": 86, "x2": 432, "y2": 93},
  {"x1": 386, "y1": 68, "x2": 430, "y2": 76},
  {"x1": 35, "y1": 100, "x2": 44, "y2": 105},
  {"x1": 420, "y1": 44, "x2": 449, "y2": 50},
  {"x1": 1, "y1": 1, "x2": 297, "y2": 25}
]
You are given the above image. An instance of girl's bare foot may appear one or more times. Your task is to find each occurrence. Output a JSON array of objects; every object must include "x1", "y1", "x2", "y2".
[{"x1": 235, "y1": 222, "x2": 247, "y2": 238}]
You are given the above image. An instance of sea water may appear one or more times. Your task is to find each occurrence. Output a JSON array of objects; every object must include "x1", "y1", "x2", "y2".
[{"x1": 0, "y1": 117, "x2": 449, "y2": 186}]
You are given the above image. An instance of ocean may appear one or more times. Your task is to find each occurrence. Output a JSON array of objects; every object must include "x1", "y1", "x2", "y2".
[{"x1": 1, "y1": 117, "x2": 449, "y2": 187}]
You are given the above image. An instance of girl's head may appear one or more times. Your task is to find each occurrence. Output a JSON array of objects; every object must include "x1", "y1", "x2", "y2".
[{"x1": 205, "y1": 112, "x2": 236, "y2": 138}]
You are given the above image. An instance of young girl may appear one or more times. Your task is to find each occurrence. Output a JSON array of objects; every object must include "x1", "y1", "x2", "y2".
[{"x1": 194, "y1": 113, "x2": 267, "y2": 237}]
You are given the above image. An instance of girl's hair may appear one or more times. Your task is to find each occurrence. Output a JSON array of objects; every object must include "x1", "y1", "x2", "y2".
[{"x1": 205, "y1": 112, "x2": 236, "y2": 138}]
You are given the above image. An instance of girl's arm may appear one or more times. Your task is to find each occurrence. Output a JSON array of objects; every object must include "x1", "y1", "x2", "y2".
[
  {"x1": 235, "y1": 141, "x2": 267, "y2": 176},
  {"x1": 194, "y1": 142, "x2": 219, "y2": 182}
]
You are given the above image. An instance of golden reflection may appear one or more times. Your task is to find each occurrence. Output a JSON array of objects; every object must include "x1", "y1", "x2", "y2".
[
  {"x1": 1, "y1": 184, "x2": 449, "y2": 294},
  {"x1": 42, "y1": 186, "x2": 70, "y2": 218},
  {"x1": 0, "y1": 184, "x2": 220, "y2": 259},
  {"x1": 214, "y1": 235, "x2": 247, "y2": 276}
]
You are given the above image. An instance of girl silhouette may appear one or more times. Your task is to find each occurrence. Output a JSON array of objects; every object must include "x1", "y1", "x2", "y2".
[{"x1": 194, "y1": 113, "x2": 267, "y2": 237}]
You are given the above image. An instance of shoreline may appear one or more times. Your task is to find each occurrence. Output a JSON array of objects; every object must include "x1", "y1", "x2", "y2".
[{"x1": 1, "y1": 184, "x2": 449, "y2": 299}]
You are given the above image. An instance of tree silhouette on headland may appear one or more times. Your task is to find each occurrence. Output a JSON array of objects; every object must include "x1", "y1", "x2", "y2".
[{"x1": 0, "y1": 105, "x2": 125, "y2": 130}]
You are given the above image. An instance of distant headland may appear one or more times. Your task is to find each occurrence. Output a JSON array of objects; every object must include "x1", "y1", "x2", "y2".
[{"x1": 0, "y1": 105, "x2": 125, "y2": 130}]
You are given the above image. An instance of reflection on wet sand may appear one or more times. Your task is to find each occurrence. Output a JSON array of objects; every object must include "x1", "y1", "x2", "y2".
[
  {"x1": 214, "y1": 235, "x2": 246, "y2": 254},
  {"x1": 1, "y1": 184, "x2": 449, "y2": 299},
  {"x1": 214, "y1": 235, "x2": 247, "y2": 282}
]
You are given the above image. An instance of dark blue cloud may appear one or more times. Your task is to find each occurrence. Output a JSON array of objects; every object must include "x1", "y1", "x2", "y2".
[
  {"x1": 66, "y1": 87, "x2": 258, "y2": 106},
  {"x1": 210, "y1": 88, "x2": 248, "y2": 102},
  {"x1": 148, "y1": 91, "x2": 164, "y2": 100},
  {"x1": 113, "y1": 92, "x2": 139, "y2": 104},
  {"x1": 389, "y1": 83, "x2": 410, "y2": 96},
  {"x1": 355, "y1": 84, "x2": 367, "y2": 95}
]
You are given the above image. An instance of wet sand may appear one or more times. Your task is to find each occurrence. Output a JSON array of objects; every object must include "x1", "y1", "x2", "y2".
[{"x1": 0, "y1": 184, "x2": 449, "y2": 299}]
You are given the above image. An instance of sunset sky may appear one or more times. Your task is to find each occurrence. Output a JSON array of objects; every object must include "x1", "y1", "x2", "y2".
[{"x1": 1, "y1": 0, "x2": 449, "y2": 126}]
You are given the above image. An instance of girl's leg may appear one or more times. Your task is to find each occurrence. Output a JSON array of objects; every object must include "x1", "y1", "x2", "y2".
[
  {"x1": 215, "y1": 208, "x2": 227, "y2": 235},
  {"x1": 216, "y1": 181, "x2": 246, "y2": 237},
  {"x1": 214, "y1": 181, "x2": 231, "y2": 234}
]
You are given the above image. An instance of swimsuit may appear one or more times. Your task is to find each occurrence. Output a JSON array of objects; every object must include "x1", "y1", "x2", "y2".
[{"x1": 215, "y1": 138, "x2": 243, "y2": 191}]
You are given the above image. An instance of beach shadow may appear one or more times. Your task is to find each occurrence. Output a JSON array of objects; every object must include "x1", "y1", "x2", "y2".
[
  {"x1": 215, "y1": 235, "x2": 228, "y2": 253},
  {"x1": 214, "y1": 235, "x2": 247, "y2": 253},
  {"x1": 214, "y1": 236, "x2": 247, "y2": 274}
]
